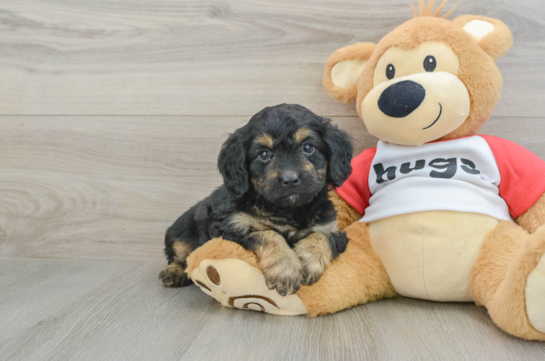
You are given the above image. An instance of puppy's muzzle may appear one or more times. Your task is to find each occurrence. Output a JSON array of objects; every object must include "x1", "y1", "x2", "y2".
[{"x1": 281, "y1": 171, "x2": 300, "y2": 188}]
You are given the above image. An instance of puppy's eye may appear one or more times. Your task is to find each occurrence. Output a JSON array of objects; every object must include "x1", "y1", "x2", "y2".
[
  {"x1": 386, "y1": 64, "x2": 395, "y2": 80},
  {"x1": 424, "y1": 55, "x2": 436, "y2": 72},
  {"x1": 258, "y1": 149, "x2": 272, "y2": 162},
  {"x1": 302, "y1": 143, "x2": 315, "y2": 155}
]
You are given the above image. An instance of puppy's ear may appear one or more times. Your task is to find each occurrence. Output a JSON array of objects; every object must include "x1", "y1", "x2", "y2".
[
  {"x1": 218, "y1": 131, "x2": 249, "y2": 197},
  {"x1": 324, "y1": 122, "x2": 353, "y2": 188}
]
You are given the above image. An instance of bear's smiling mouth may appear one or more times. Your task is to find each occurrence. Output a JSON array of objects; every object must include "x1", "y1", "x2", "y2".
[{"x1": 422, "y1": 103, "x2": 443, "y2": 130}]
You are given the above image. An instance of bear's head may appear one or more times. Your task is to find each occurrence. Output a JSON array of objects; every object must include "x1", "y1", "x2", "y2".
[{"x1": 323, "y1": 0, "x2": 513, "y2": 146}]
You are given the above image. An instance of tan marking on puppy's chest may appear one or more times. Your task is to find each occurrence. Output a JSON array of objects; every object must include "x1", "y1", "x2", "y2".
[
  {"x1": 230, "y1": 212, "x2": 297, "y2": 235},
  {"x1": 309, "y1": 221, "x2": 338, "y2": 238},
  {"x1": 230, "y1": 212, "x2": 338, "y2": 243}
]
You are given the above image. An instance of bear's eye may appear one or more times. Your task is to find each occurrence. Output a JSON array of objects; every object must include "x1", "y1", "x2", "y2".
[
  {"x1": 258, "y1": 149, "x2": 272, "y2": 162},
  {"x1": 424, "y1": 55, "x2": 437, "y2": 72},
  {"x1": 386, "y1": 64, "x2": 395, "y2": 80}
]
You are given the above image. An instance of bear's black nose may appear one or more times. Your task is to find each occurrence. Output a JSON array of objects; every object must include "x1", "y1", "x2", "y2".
[{"x1": 378, "y1": 80, "x2": 425, "y2": 118}]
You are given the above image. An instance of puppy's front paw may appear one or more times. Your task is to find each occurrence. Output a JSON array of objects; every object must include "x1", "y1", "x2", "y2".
[
  {"x1": 299, "y1": 260, "x2": 326, "y2": 286},
  {"x1": 262, "y1": 256, "x2": 303, "y2": 297},
  {"x1": 294, "y1": 235, "x2": 332, "y2": 286},
  {"x1": 159, "y1": 263, "x2": 191, "y2": 287}
]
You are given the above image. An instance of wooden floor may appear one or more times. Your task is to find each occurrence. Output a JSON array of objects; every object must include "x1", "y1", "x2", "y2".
[
  {"x1": 1, "y1": 0, "x2": 545, "y2": 359},
  {"x1": 2, "y1": 257, "x2": 545, "y2": 361}
]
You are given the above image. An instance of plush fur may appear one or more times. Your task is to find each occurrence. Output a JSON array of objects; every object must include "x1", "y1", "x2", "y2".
[
  {"x1": 323, "y1": 11, "x2": 513, "y2": 142},
  {"x1": 328, "y1": 190, "x2": 362, "y2": 231},
  {"x1": 356, "y1": 17, "x2": 505, "y2": 141},
  {"x1": 452, "y1": 15, "x2": 514, "y2": 60},
  {"x1": 517, "y1": 194, "x2": 545, "y2": 234},
  {"x1": 160, "y1": 104, "x2": 353, "y2": 295},
  {"x1": 471, "y1": 222, "x2": 545, "y2": 341},
  {"x1": 323, "y1": 42, "x2": 376, "y2": 104}
]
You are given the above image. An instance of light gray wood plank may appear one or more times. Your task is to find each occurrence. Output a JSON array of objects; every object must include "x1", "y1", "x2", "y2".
[
  {"x1": 0, "y1": 258, "x2": 544, "y2": 361},
  {"x1": 1, "y1": 115, "x2": 544, "y2": 261},
  {"x1": 0, "y1": 115, "x2": 368, "y2": 261},
  {"x1": 0, "y1": 0, "x2": 543, "y2": 116}
]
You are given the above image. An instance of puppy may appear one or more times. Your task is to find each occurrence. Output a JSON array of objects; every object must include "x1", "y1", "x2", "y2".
[{"x1": 159, "y1": 104, "x2": 353, "y2": 296}]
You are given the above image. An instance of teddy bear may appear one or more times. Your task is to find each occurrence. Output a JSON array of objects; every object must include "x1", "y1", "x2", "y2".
[{"x1": 177, "y1": 1, "x2": 545, "y2": 341}]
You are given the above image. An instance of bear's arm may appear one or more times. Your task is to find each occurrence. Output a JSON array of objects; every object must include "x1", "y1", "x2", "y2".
[
  {"x1": 480, "y1": 135, "x2": 545, "y2": 225},
  {"x1": 516, "y1": 193, "x2": 545, "y2": 234},
  {"x1": 328, "y1": 190, "x2": 362, "y2": 231},
  {"x1": 330, "y1": 146, "x2": 377, "y2": 230}
]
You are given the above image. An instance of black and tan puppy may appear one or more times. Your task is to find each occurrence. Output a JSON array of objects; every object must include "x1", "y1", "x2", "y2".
[{"x1": 159, "y1": 104, "x2": 353, "y2": 296}]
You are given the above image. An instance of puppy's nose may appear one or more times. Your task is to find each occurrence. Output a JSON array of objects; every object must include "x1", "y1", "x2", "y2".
[
  {"x1": 378, "y1": 80, "x2": 425, "y2": 118},
  {"x1": 281, "y1": 172, "x2": 300, "y2": 187}
]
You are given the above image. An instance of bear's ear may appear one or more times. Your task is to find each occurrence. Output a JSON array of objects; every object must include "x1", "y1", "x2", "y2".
[
  {"x1": 453, "y1": 15, "x2": 513, "y2": 60},
  {"x1": 323, "y1": 42, "x2": 376, "y2": 104}
]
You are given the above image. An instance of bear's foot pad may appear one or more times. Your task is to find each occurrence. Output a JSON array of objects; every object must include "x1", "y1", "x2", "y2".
[
  {"x1": 526, "y1": 251, "x2": 545, "y2": 333},
  {"x1": 190, "y1": 258, "x2": 307, "y2": 316}
]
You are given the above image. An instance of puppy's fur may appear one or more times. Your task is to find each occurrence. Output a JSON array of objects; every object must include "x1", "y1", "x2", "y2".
[{"x1": 159, "y1": 104, "x2": 353, "y2": 296}]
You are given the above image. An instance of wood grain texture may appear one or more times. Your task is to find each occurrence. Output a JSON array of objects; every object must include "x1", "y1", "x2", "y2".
[
  {"x1": 1, "y1": 115, "x2": 544, "y2": 261},
  {"x1": 0, "y1": 0, "x2": 544, "y2": 116},
  {"x1": 0, "y1": 115, "x2": 368, "y2": 261},
  {"x1": 0, "y1": 258, "x2": 543, "y2": 361}
]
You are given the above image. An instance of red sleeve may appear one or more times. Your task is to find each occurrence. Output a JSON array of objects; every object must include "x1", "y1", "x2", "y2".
[
  {"x1": 480, "y1": 135, "x2": 545, "y2": 218},
  {"x1": 335, "y1": 147, "x2": 377, "y2": 216}
]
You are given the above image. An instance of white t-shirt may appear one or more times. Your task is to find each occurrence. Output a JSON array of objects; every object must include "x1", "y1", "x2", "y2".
[{"x1": 336, "y1": 135, "x2": 545, "y2": 222}]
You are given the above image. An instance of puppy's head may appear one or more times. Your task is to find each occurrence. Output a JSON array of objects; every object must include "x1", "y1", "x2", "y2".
[{"x1": 218, "y1": 104, "x2": 353, "y2": 207}]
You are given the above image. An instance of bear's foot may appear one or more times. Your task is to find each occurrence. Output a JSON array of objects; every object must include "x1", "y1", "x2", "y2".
[
  {"x1": 190, "y1": 258, "x2": 307, "y2": 315},
  {"x1": 526, "y1": 229, "x2": 545, "y2": 333},
  {"x1": 473, "y1": 222, "x2": 545, "y2": 340}
]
